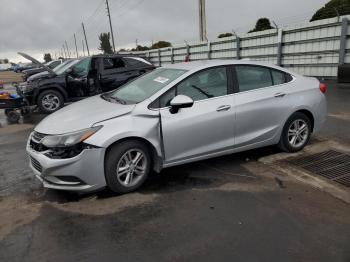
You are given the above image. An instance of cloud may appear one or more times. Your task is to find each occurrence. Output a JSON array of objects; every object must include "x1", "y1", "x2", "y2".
[{"x1": 0, "y1": 0, "x2": 328, "y2": 62}]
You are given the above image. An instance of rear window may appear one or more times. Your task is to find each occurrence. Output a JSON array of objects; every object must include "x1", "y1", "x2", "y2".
[
  {"x1": 271, "y1": 69, "x2": 293, "y2": 85},
  {"x1": 235, "y1": 65, "x2": 293, "y2": 92}
]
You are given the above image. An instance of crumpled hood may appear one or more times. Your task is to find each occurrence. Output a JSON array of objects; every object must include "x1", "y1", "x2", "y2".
[
  {"x1": 35, "y1": 95, "x2": 135, "y2": 135},
  {"x1": 28, "y1": 71, "x2": 50, "y2": 82}
]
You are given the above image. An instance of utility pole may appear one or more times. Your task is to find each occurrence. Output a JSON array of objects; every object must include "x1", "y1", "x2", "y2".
[
  {"x1": 198, "y1": 0, "x2": 207, "y2": 42},
  {"x1": 105, "y1": 0, "x2": 116, "y2": 53},
  {"x1": 82, "y1": 40, "x2": 86, "y2": 57},
  {"x1": 74, "y1": 34, "x2": 79, "y2": 58},
  {"x1": 136, "y1": 39, "x2": 138, "y2": 49},
  {"x1": 62, "y1": 44, "x2": 67, "y2": 58},
  {"x1": 65, "y1": 40, "x2": 70, "y2": 58},
  {"x1": 82, "y1": 22, "x2": 90, "y2": 56}
]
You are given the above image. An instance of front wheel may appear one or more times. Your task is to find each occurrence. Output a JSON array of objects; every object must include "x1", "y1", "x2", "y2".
[
  {"x1": 105, "y1": 141, "x2": 151, "y2": 194},
  {"x1": 37, "y1": 90, "x2": 64, "y2": 114},
  {"x1": 278, "y1": 112, "x2": 312, "y2": 153}
]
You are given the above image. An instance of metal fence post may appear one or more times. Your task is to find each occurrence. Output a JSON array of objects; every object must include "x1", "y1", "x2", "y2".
[
  {"x1": 186, "y1": 44, "x2": 190, "y2": 61},
  {"x1": 235, "y1": 37, "x2": 241, "y2": 60},
  {"x1": 207, "y1": 41, "x2": 212, "y2": 60},
  {"x1": 339, "y1": 18, "x2": 349, "y2": 65},
  {"x1": 158, "y1": 49, "x2": 161, "y2": 67},
  {"x1": 171, "y1": 47, "x2": 174, "y2": 64},
  {"x1": 277, "y1": 28, "x2": 283, "y2": 66}
]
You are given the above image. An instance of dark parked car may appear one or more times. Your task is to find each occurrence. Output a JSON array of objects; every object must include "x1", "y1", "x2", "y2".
[
  {"x1": 18, "y1": 53, "x2": 155, "y2": 113},
  {"x1": 22, "y1": 59, "x2": 64, "y2": 81},
  {"x1": 14, "y1": 63, "x2": 36, "y2": 73}
]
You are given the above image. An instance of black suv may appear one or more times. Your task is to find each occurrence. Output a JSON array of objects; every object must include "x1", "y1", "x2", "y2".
[{"x1": 18, "y1": 53, "x2": 155, "y2": 113}]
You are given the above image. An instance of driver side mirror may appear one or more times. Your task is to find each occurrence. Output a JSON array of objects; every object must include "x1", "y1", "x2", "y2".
[
  {"x1": 66, "y1": 68, "x2": 73, "y2": 74},
  {"x1": 169, "y1": 95, "x2": 194, "y2": 114}
]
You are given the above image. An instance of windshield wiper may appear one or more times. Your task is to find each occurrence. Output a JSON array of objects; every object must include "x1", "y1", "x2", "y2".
[
  {"x1": 191, "y1": 85, "x2": 214, "y2": 98},
  {"x1": 109, "y1": 96, "x2": 126, "y2": 105}
]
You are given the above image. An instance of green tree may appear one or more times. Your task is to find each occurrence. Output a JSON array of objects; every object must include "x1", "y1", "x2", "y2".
[
  {"x1": 131, "y1": 45, "x2": 150, "y2": 51},
  {"x1": 43, "y1": 53, "x2": 52, "y2": 62},
  {"x1": 3, "y1": 58, "x2": 9, "y2": 63},
  {"x1": 150, "y1": 41, "x2": 171, "y2": 49},
  {"x1": 249, "y1": 18, "x2": 274, "y2": 33},
  {"x1": 98, "y1": 32, "x2": 113, "y2": 54},
  {"x1": 310, "y1": 0, "x2": 350, "y2": 21},
  {"x1": 218, "y1": 33, "x2": 234, "y2": 38}
]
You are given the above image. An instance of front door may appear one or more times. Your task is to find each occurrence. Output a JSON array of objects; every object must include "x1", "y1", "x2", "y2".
[
  {"x1": 160, "y1": 66, "x2": 235, "y2": 164},
  {"x1": 66, "y1": 57, "x2": 91, "y2": 99}
]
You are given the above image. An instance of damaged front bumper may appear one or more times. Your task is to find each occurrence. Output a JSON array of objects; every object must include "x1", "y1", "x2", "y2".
[{"x1": 26, "y1": 134, "x2": 107, "y2": 192}]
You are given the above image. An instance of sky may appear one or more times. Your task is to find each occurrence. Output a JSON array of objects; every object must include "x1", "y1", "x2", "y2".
[{"x1": 0, "y1": 0, "x2": 329, "y2": 63}]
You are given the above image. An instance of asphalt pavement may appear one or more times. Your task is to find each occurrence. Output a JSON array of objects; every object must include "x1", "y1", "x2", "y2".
[{"x1": 0, "y1": 81, "x2": 349, "y2": 262}]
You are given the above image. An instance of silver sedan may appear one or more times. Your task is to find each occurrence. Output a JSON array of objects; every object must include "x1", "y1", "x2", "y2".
[{"x1": 26, "y1": 60, "x2": 327, "y2": 193}]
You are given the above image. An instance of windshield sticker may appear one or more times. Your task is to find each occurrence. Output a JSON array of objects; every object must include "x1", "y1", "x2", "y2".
[{"x1": 154, "y1": 76, "x2": 169, "y2": 84}]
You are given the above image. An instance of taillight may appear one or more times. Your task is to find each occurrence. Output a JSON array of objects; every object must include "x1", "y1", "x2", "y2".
[{"x1": 319, "y1": 83, "x2": 326, "y2": 93}]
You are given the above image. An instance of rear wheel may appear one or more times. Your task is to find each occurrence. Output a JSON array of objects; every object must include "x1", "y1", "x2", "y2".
[
  {"x1": 279, "y1": 112, "x2": 311, "y2": 153},
  {"x1": 6, "y1": 110, "x2": 20, "y2": 124},
  {"x1": 37, "y1": 89, "x2": 64, "y2": 114},
  {"x1": 105, "y1": 140, "x2": 151, "y2": 194}
]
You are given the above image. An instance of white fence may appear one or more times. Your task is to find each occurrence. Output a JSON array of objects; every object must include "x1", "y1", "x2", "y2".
[{"x1": 121, "y1": 15, "x2": 350, "y2": 78}]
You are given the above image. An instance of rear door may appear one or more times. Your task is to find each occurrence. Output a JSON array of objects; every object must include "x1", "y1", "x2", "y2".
[
  {"x1": 159, "y1": 66, "x2": 236, "y2": 164},
  {"x1": 99, "y1": 57, "x2": 136, "y2": 92},
  {"x1": 232, "y1": 65, "x2": 293, "y2": 147}
]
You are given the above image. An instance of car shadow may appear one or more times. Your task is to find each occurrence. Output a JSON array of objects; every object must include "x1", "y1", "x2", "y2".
[{"x1": 38, "y1": 144, "x2": 285, "y2": 204}]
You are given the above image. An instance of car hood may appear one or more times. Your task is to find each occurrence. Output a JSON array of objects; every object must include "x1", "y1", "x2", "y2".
[
  {"x1": 18, "y1": 52, "x2": 56, "y2": 76},
  {"x1": 27, "y1": 71, "x2": 50, "y2": 82},
  {"x1": 35, "y1": 95, "x2": 135, "y2": 135}
]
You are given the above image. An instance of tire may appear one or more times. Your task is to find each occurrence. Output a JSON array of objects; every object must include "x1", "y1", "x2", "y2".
[
  {"x1": 105, "y1": 140, "x2": 151, "y2": 194},
  {"x1": 37, "y1": 89, "x2": 64, "y2": 114},
  {"x1": 6, "y1": 110, "x2": 20, "y2": 124},
  {"x1": 278, "y1": 112, "x2": 312, "y2": 153},
  {"x1": 4, "y1": 109, "x2": 12, "y2": 117}
]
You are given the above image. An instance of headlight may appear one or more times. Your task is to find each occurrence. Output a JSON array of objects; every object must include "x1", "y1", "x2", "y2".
[
  {"x1": 41, "y1": 126, "x2": 102, "y2": 148},
  {"x1": 19, "y1": 82, "x2": 34, "y2": 93}
]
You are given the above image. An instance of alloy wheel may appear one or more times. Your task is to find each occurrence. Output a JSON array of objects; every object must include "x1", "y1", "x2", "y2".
[
  {"x1": 116, "y1": 149, "x2": 147, "y2": 187},
  {"x1": 42, "y1": 94, "x2": 60, "y2": 111},
  {"x1": 288, "y1": 119, "x2": 309, "y2": 148}
]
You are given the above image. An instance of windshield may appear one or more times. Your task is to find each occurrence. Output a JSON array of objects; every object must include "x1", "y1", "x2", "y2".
[
  {"x1": 108, "y1": 68, "x2": 187, "y2": 104},
  {"x1": 54, "y1": 59, "x2": 80, "y2": 75}
]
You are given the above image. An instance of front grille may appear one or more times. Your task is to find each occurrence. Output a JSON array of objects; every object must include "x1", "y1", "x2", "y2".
[{"x1": 30, "y1": 156, "x2": 42, "y2": 173}]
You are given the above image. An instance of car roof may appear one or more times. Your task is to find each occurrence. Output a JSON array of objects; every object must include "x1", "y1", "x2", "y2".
[
  {"x1": 91, "y1": 54, "x2": 147, "y2": 59},
  {"x1": 161, "y1": 60, "x2": 295, "y2": 74}
]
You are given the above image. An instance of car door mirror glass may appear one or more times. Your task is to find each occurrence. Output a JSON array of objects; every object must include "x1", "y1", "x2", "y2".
[{"x1": 169, "y1": 95, "x2": 194, "y2": 114}]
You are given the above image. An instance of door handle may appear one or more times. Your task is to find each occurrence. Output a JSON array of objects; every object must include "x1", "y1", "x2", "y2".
[
  {"x1": 274, "y1": 92, "x2": 286, "y2": 98},
  {"x1": 216, "y1": 105, "x2": 231, "y2": 112}
]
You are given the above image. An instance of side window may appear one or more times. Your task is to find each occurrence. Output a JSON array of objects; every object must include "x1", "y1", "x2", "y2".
[
  {"x1": 177, "y1": 67, "x2": 228, "y2": 101},
  {"x1": 71, "y1": 57, "x2": 91, "y2": 77},
  {"x1": 271, "y1": 70, "x2": 286, "y2": 85},
  {"x1": 235, "y1": 66, "x2": 273, "y2": 92},
  {"x1": 159, "y1": 88, "x2": 176, "y2": 108},
  {"x1": 103, "y1": 58, "x2": 126, "y2": 70},
  {"x1": 285, "y1": 73, "x2": 293, "y2": 83}
]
